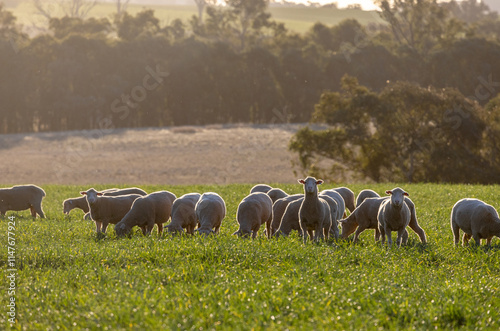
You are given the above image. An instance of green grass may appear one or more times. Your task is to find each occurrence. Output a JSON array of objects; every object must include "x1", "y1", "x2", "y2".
[
  {"x1": 1, "y1": 183, "x2": 500, "y2": 330},
  {"x1": 7, "y1": 1, "x2": 383, "y2": 34}
]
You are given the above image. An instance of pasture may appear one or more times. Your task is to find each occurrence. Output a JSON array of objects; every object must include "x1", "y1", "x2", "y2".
[{"x1": 1, "y1": 183, "x2": 500, "y2": 330}]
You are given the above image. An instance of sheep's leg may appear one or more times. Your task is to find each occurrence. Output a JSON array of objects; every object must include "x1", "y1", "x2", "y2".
[
  {"x1": 472, "y1": 233, "x2": 481, "y2": 245},
  {"x1": 353, "y1": 225, "x2": 368, "y2": 243},
  {"x1": 396, "y1": 229, "x2": 406, "y2": 248},
  {"x1": 186, "y1": 225, "x2": 194, "y2": 235},
  {"x1": 34, "y1": 203, "x2": 45, "y2": 219},
  {"x1": 252, "y1": 230, "x2": 258, "y2": 239},
  {"x1": 408, "y1": 219, "x2": 426, "y2": 243},
  {"x1": 95, "y1": 221, "x2": 102, "y2": 233},
  {"x1": 323, "y1": 227, "x2": 330, "y2": 241},
  {"x1": 379, "y1": 226, "x2": 386, "y2": 245},
  {"x1": 451, "y1": 221, "x2": 461, "y2": 245},
  {"x1": 463, "y1": 233, "x2": 471, "y2": 245},
  {"x1": 374, "y1": 228, "x2": 381, "y2": 242},
  {"x1": 402, "y1": 229, "x2": 409, "y2": 246},
  {"x1": 30, "y1": 206, "x2": 36, "y2": 218},
  {"x1": 386, "y1": 229, "x2": 392, "y2": 248},
  {"x1": 157, "y1": 223, "x2": 163, "y2": 235},
  {"x1": 101, "y1": 222, "x2": 109, "y2": 234},
  {"x1": 266, "y1": 221, "x2": 272, "y2": 239}
]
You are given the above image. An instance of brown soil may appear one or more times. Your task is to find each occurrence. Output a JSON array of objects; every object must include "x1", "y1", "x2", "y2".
[{"x1": 0, "y1": 124, "x2": 309, "y2": 185}]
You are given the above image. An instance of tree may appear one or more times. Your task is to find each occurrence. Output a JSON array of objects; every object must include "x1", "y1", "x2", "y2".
[
  {"x1": 115, "y1": 0, "x2": 131, "y2": 17},
  {"x1": 115, "y1": 10, "x2": 160, "y2": 41},
  {"x1": 32, "y1": 0, "x2": 97, "y2": 19},
  {"x1": 193, "y1": 0, "x2": 217, "y2": 22}
]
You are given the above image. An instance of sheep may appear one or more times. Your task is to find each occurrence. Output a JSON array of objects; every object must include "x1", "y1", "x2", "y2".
[
  {"x1": 250, "y1": 184, "x2": 273, "y2": 194},
  {"x1": 274, "y1": 198, "x2": 303, "y2": 237},
  {"x1": 377, "y1": 187, "x2": 411, "y2": 248},
  {"x1": 267, "y1": 188, "x2": 288, "y2": 203},
  {"x1": 270, "y1": 194, "x2": 303, "y2": 236},
  {"x1": 451, "y1": 198, "x2": 500, "y2": 246},
  {"x1": 0, "y1": 184, "x2": 46, "y2": 218},
  {"x1": 318, "y1": 193, "x2": 338, "y2": 240},
  {"x1": 195, "y1": 192, "x2": 226, "y2": 235},
  {"x1": 332, "y1": 187, "x2": 355, "y2": 215},
  {"x1": 355, "y1": 189, "x2": 380, "y2": 207},
  {"x1": 166, "y1": 193, "x2": 201, "y2": 235},
  {"x1": 340, "y1": 195, "x2": 427, "y2": 244},
  {"x1": 80, "y1": 188, "x2": 141, "y2": 234},
  {"x1": 298, "y1": 177, "x2": 332, "y2": 243},
  {"x1": 114, "y1": 191, "x2": 176, "y2": 237},
  {"x1": 233, "y1": 192, "x2": 273, "y2": 238},
  {"x1": 63, "y1": 187, "x2": 147, "y2": 215},
  {"x1": 319, "y1": 189, "x2": 345, "y2": 232}
]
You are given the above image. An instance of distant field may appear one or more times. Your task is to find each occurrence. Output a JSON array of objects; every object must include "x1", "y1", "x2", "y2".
[
  {"x1": 1, "y1": 183, "x2": 500, "y2": 329},
  {"x1": 7, "y1": 1, "x2": 384, "y2": 34}
]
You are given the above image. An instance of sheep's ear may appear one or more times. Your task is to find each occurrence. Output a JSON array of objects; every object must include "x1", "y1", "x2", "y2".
[
  {"x1": 316, "y1": 180, "x2": 323, "y2": 185},
  {"x1": 298, "y1": 179, "x2": 305, "y2": 184},
  {"x1": 96, "y1": 193, "x2": 103, "y2": 196},
  {"x1": 403, "y1": 192, "x2": 409, "y2": 196},
  {"x1": 385, "y1": 190, "x2": 392, "y2": 195},
  {"x1": 80, "y1": 191, "x2": 87, "y2": 195}
]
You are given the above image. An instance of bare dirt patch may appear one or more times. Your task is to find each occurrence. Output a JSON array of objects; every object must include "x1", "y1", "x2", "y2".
[{"x1": 0, "y1": 124, "x2": 310, "y2": 185}]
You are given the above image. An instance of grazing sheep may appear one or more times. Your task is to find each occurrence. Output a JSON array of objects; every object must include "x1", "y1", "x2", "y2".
[
  {"x1": 298, "y1": 177, "x2": 332, "y2": 243},
  {"x1": 267, "y1": 188, "x2": 288, "y2": 203},
  {"x1": 115, "y1": 191, "x2": 176, "y2": 237},
  {"x1": 166, "y1": 193, "x2": 201, "y2": 235},
  {"x1": 274, "y1": 198, "x2": 303, "y2": 237},
  {"x1": 195, "y1": 192, "x2": 226, "y2": 235},
  {"x1": 63, "y1": 187, "x2": 147, "y2": 215},
  {"x1": 270, "y1": 194, "x2": 303, "y2": 236},
  {"x1": 356, "y1": 189, "x2": 380, "y2": 207},
  {"x1": 340, "y1": 195, "x2": 428, "y2": 244},
  {"x1": 0, "y1": 185, "x2": 46, "y2": 218},
  {"x1": 451, "y1": 198, "x2": 500, "y2": 246},
  {"x1": 332, "y1": 187, "x2": 355, "y2": 214},
  {"x1": 250, "y1": 184, "x2": 273, "y2": 194},
  {"x1": 80, "y1": 188, "x2": 141, "y2": 234},
  {"x1": 318, "y1": 193, "x2": 338, "y2": 239},
  {"x1": 377, "y1": 188, "x2": 411, "y2": 248},
  {"x1": 319, "y1": 189, "x2": 345, "y2": 226},
  {"x1": 233, "y1": 192, "x2": 273, "y2": 238}
]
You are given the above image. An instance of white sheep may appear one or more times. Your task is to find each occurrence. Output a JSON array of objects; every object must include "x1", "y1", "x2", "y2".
[
  {"x1": 0, "y1": 184, "x2": 46, "y2": 218},
  {"x1": 318, "y1": 193, "x2": 338, "y2": 239},
  {"x1": 80, "y1": 188, "x2": 141, "y2": 234},
  {"x1": 332, "y1": 187, "x2": 355, "y2": 215},
  {"x1": 233, "y1": 192, "x2": 273, "y2": 238},
  {"x1": 114, "y1": 191, "x2": 176, "y2": 237},
  {"x1": 319, "y1": 189, "x2": 345, "y2": 228},
  {"x1": 355, "y1": 189, "x2": 380, "y2": 207},
  {"x1": 451, "y1": 198, "x2": 500, "y2": 246},
  {"x1": 274, "y1": 198, "x2": 303, "y2": 237},
  {"x1": 250, "y1": 184, "x2": 273, "y2": 194},
  {"x1": 377, "y1": 187, "x2": 411, "y2": 248},
  {"x1": 267, "y1": 188, "x2": 289, "y2": 203},
  {"x1": 195, "y1": 192, "x2": 226, "y2": 235},
  {"x1": 63, "y1": 187, "x2": 147, "y2": 215},
  {"x1": 270, "y1": 194, "x2": 303, "y2": 236},
  {"x1": 298, "y1": 177, "x2": 332, "y2": 243},
  {"x1": 166, "y1": 193, "x2": 201, "y2": 235}
]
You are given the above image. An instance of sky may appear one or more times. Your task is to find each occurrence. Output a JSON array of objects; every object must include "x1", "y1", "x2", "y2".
[{"x1": 286, "y1": 0, "x2": 380, "y2": 11}]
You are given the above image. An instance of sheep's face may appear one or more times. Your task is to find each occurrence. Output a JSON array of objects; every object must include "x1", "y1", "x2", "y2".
[
  {"x1": 386, "y1": 188, "x2": 409, "y2": 208},
  {"x1": 339, "y1": 215, "x2": 358, "y2": 238},
  {"x1": 80, "y1": 188, "x2": 103, "y2": 204},
  {"x1": 63, "y1": 201, "x2": 72, "y2": 214},
  {"x1": 114, "y1": 222, "x2": 131, "y2": 237},
  {"x1": 299, "y1": 177, "x2": 323, "y2": 195}
]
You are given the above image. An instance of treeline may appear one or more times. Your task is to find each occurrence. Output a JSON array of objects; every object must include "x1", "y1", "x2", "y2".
[{"x1": 0, "y1": 0, "x2": 500, "y2": 134}]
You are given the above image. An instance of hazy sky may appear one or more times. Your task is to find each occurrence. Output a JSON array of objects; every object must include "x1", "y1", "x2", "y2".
[{"x1": 289, "y1": 0, "x2": 380, "y2": 11}]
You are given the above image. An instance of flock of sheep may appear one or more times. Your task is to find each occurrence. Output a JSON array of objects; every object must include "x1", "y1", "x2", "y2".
[{"x1": 1, "y1": 178, "x2": 500, "y2": 246}]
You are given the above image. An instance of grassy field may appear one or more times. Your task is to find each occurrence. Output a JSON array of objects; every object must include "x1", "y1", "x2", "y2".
[
  {"x1": 7, "y1": 1, "x2": 383, "y2": 34},
  {"x1": 1, "y1": 183, "x2": 500, "y2": 330}
]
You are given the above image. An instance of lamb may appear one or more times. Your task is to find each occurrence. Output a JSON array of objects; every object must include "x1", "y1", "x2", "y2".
[
  {"x1": 80, "y1": 188, "x2": 141, "y2": 234},
  {"x1": 250, "y1": 184, "x2": 273, "y2": 194},
  {"x1": 332, "y1": 187, "x2": 355, "y2": 214},
  {"x1": 195, "y1": 192, "x2": 226, "y2": 235},
  {"x1": 340, "y1": 196, "x2": 427, "y2": 244},
  {"x1": 166, "y1": 193, "x2": 201, "y2": 235},
  {"x1": 355, "y1": 189, "x2": 380, "y2": 207},
  {"x1": 114, "y1": 191, "x2": 176, "y2": 237},
  {"x1": 377, "y1": 187, "x2": 411, "y2": 248},
  {"x1": 451, "y1": 198, "x2": 500, "y2": 246},
  {"x1": 267, "y1": 188, "x2": 289, "y2": 203},
  {"x1": 270, "y1": 194, "x2": 303, "y2": 236},
  {"x1": 0, "y1": 184, "x2": 46, "y2": 218},
  {"x1": 63, "y1": 187, "x2": 147, "y2": 215},
  {"x1": 298, "y1": 177, "x2": 332, "y2": 243},
  {"x1": 233, "y1": 192, "x2": 273, "y2": 238}
]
